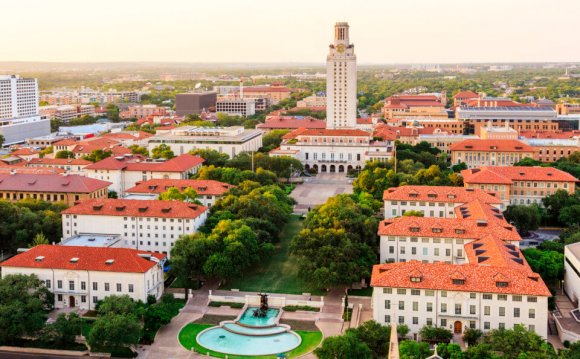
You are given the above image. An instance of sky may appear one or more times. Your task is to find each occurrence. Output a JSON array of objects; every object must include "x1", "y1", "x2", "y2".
[{"x1": 2, "y1": 0, "x2": 580, "y2": 64}]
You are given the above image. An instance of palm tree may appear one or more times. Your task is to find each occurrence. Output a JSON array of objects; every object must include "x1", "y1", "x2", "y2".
[{"x1": 29, "y1": 232, "x2": 49, "y2": 248}]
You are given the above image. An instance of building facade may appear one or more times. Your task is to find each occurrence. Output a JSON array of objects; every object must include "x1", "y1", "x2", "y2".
[
  {"x1": 216, "y1": 98, "x2": 256, "y2": 117},
  {"x1": 457, "y1": 107, "x2": 558, "y2": 136},
  {"x1": 0, "y1": 173, "x2": 110, "y2": 206},
  {"x1": 326, "y1": 22, "x2": 357, "y2": 129},
  {"x1": 125, "y1": 179, "x2": 235, "y2": 207},
  {"x1": 1, "y1": 245, "x2": 165, "y2": 310},
  {"x1": 175, "y1": 92, "x2": 217, "y2": 116},
  {"x1": 450, "y1": 139, "x2": 536, "y2": 168},
  {"x1": 461, "y1": 166, "x2": 577, "y2": 207},
  {"x1": 61, "y1": 199, "x2": 208, "y2": 256}
]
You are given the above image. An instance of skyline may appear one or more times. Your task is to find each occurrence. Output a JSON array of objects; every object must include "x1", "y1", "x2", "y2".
[{"x1": 2, "y1": 0, "x2": 580, "y2": 64}]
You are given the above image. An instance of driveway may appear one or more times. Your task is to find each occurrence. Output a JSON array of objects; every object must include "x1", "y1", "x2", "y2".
[{"x1": 291, "y1": 173, "x2": 353, "y2": 214}]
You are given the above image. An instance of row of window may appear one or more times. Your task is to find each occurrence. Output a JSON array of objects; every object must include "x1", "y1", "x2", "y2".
[
  {"x1": 385, "y1": 300, "x2": 535, "y2": 318},
  {"x1": 384, "y1": 315, "x2": 535, "y2": 333},
  {"x1": 386, "y1": 245, "x2": 463, "y2": 257},
  {"x1": 383, "y1": 288, "x2": 537, "y2": 302},
  {"x1": 48, "y1": 279, "x2": 135, "y2": 293}
]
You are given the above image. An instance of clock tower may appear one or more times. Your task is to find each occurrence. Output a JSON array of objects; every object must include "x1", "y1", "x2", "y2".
[{"x1": 326, "y1": 22, "x2": 357, "y2": 129}]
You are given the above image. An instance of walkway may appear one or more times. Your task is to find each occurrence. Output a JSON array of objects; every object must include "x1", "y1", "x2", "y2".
[{"x1": 291, "y1": 173, "x2": 353, "y2": 214}]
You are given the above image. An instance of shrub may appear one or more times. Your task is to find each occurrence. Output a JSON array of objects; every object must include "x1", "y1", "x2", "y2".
[
  {"x1": 208, "y1": 301, "x2": 244, "y2": 308},
  {"x1": 282, "y1": 305, "x2": 320, "y2": 312}
]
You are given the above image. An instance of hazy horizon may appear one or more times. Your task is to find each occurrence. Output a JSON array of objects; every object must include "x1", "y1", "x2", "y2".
[{"x1": 2, "y1": 0, "x2": 580, "y2": 64}]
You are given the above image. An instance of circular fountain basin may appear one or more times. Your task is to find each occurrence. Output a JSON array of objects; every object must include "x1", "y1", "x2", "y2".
[
  {"x1": 223, "y1": 322, "x2": 288, "y2": 336},
  {"x1": 196, "y1": 327, "x2": 301, "y2": 356}
]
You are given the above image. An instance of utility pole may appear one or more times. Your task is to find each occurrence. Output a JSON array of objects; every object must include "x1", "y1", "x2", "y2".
[{"x1": 251, "y1": 151, "x2": 255, "y2": 172}]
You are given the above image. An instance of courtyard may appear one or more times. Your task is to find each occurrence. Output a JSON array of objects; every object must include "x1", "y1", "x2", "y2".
[{"x1": 291, "y1": 173, "x2": 354, "y2": 214}]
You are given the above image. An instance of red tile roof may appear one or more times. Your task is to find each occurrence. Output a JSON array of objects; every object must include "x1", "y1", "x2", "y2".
[
  {"x1": 453, "y1": 90, "x2": 479, "y2": 99},
  {"x1": 28, "y1": 158, "x2": 92, "y2": 166},
  {"x1": 242, "y1": 85, "x2": 291, "y2": 93},
  {"x1": 370, "y1": 261, "x2": 550, "y2": 296},
  {"x1": 464, "y1": 99, "x2": 522, "y2": 107},
  {"x1": 53, "y1": 139, "x2": 78, "y2": 147},
  {"x1": 126, "y1": 179, "x2": 234, "y2": 196},
  {"x1": 0, "y1": 167, "x2": 65, "y2": 175},
  {"x1": 1, "y1": 245, "x2": 164, "y2": 274},
  {"x1": 519, "y1": 130, "x2": 580, "y2": 139},
  {"x1": 449, "y1": 139, "x2": 535, "y2": 152},
  {"x1": 256, "y1": 116, "x2": 326, "y2": 130},
  {"x1": 297, "y1": 129, "x2": 371, "y2": 137},
  {"x1": 464, "y1": 236, "x2": 532, "y2": 271},
  {"x1": 378, "y1": 215, "x2": 520, "y2": 242},
  {"x1": 356, "y1": 118, "x2": 373, "y2": 125},
  {"x1": 383, "y1": 185, "x2": 501, "y2": 204},
  {"x1": 85, "y1": 154, "x2": 204, "y2": 172},
  {"x1": 461, "y1": 166, "x2": 578, "y2": 184},
  {"x1": 100, "y1": 131, "x2": 153, "y2": 140},
  {"x1": 62, "y1": 198, "x2": 207, "y2": 219},
  {"x1": 11, "y1": 148, "x2": 40, "y2": 156},
  {"x1": 0, "y1": 173, "x2": 111, "y2": 193}
]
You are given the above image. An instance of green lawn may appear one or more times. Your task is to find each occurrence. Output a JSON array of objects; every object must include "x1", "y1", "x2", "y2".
[
  {"x1": 221, "y1": 215, "x2": 323, "y2": 295},
  {"x1": 178, "y1": 323, "x2": 322, "y2": 359}
]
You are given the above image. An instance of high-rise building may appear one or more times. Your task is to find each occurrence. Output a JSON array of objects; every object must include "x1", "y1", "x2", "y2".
[
  {"x1": 326, "y1": 22, "x2": 357, "y2": 129},
  {"x1": 175, "y1": 92, "x2": 217, "y2": 116},
  {"x1": 0, "y1": 75, "x2": 50, "y2": 145},
  {"x1": 0, "y1": 75, "x2": 38, "y2": 120}
]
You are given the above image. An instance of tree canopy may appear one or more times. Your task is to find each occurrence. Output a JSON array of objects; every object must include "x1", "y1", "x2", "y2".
[{"x1": 151, "y1": 144, "x2": 175, "y2": 159}]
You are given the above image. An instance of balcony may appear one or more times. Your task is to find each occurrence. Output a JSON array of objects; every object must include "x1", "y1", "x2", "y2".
[{"x1": 54, "y1": 288, "x2": 88, "y2": 295}]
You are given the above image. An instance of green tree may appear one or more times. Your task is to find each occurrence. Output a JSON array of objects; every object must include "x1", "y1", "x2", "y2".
[
  {"x1": 55, "y1": 150, "x2": 75, "y2": 159},
  {"x1": 559, "y1": 205, "x2": 580, "y2": 226},
  {"x1": 399, "y1": 340, "x2": 431, "y2": 359},
  {"x1": 106, "y1": 104, "x2": 120, "y2": 122},
  {"x1": 170, "y1": 233, "x2": 214, "y2": 296},
  {"x1": 87, "y1": 313, "x2": 140, "y2": 352},
  {"x1": 0, "y1": 274, "x2": 54, "y2": 345},
  {"x1": 403, "y1": 210, "x2": 424, "y2": 217},
  {"x1": 158, "y1": 187, "x2": 200, "y2": 203},
  {"x1": 151, "y1": 144, "x2": 175, "y2": 159},
  {"x1": 40, "y1": 312, "x2": 82, "y2": 347},
  {"x1": 260, "y1": 129, "x2": 290, "y2": 152},
  {"x1": 0, "y1": 134, "x2": 4, "y2": 147},
  {"x1": 503, "y1": 205, "x2": 541, "y2": 236},
  {"x1": 437, "y1": 343, "x2": 464, "y2": 359},
  {"x1": 83, "y1": 149, "x2": 112, "y2": 162},
  {"x1": 96, "y1": 295, "x2": 142, "y2": 317},
  {"x1": 419, "y1": 325, "x2": 453, "y2": 343},
  {"x1": 314, "y1": 334, "x2": 372, "y2": 359},
  {"x1": 482, "y1": 324, "x2": 556, "y2": 359},
  {"x1": 347, "y1": 320, "x2": 390, "y2": 358},
  {"x1": 128, "y1": 144, "x2": 149, "y2": 157},
  {"x1": 29, "y1": 232, "x2": 49, "y2": 247},
  {"x1": 522, "y1": 248, "x2": 564, "y2": 285},
  {"x1": 560, "y1": 341, "x2": 580, "y2": 359},
  {"x1": 463, "y1": 328, "x2": 483, "y2": 346},
  {"x1": 189, "y1": 148, "x2": 229, "y2": 167}
]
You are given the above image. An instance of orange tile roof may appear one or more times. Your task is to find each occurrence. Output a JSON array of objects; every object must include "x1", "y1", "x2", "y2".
[
  {"x1": 62, "y1": 198, "x2": 207, "y2": 219},
  {"x1": 297, "y1": 129, "x2": 371, "y2": 137},
  {"x1": 464, "y1": 236, "x2": 532, "y2": 271},
  {"x1": 449, "y1": 139, "x2": 535, "y2": 152},
  {"x1": 461, "y1": 166, "x2": 578, "y2": 184},
  {"x1": 370, "y1": 261, "x2": 550, "y2": 296},
  {"x1": 453, "y1": 90, "x2": 479, "y2": 99},
  {"x1": 0, "y1": 167, "x2": 65, "y2": 175},
  {"x1": 378, "y1": 215, "x2": 520, "y2": 242},
  {"x1": 1, "y1": 245, "x2": 164, "y2": 273},
  {"x1": 256, "y1": 116, "x2": 326, "y2": 130},
  {"x1": 383, "y1": 185, "x2": 501, "y2": 204},
  {"x1": 85, "y1": 154, "x2": 204, "y2": 172},
  {"x1": 11, "y1": 148, "x2": 40, "y2": 156},
  {"x1": 28, "y1": 158, "x2": 92, "y2": 166},
  {"x1": 519, "y1": 130, "x2": 580, "y2": 139},
  {"x1": 0, "y1": 173, "x2": 110, "y2": 193},
  {"x1": 126, "y1": 179, "x2": 234, "y2": 196}
]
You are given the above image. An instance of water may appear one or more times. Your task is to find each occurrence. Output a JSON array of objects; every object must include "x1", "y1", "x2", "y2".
[
  {"x1": 238, "y1": 307, "x2": 280, "y2": 327},
  {"x1": 197, "y1": 327, "x2": 300, "y2": 356},
  {"x1": 223, "y1": 322, "x2": 287, "y2": 335}
]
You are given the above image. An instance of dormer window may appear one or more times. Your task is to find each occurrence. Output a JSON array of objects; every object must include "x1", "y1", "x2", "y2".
[
  {"x1": 409, "y1": 227, "x2": 420, "y2": 233},
  {"x1": 496, "y1": 281, "x2": 508, "y2": 288},
  {"x1": 447, "y1": 194, "x2": 456, "y2": 199},
  {"x1": 432, "y1": 227, "x2": 443, "y2": 233},
  {"x1": 427, "y1": 193, "x2": 437, "y2": 198},
  {"x1": 452, "y1": 279, "x2": 465, "y2": 285},
  {"x1": 409, "y1": 193, "x2": 418, "y2": 198},
  {"x1": 455, "y1": 229, "x2": 465, "y2": 234},
  {"x1": 410, "y1": 276, "x2": 422, "y2": 283}
]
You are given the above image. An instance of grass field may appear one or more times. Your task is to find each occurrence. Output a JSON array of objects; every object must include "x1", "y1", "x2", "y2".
[
  {"x1": 221, "y1": 215, "x2": 324, "y2": 295},
  {"x1": 178, "y1": 323, "x2": 322, "y2": 359}
]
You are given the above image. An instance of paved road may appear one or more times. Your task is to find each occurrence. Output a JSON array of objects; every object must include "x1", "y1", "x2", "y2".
[
  {"x1": 291, "y1": 173, "x2": 353, "y2": 214},
  {"x1": 0, "y1": 353, "x2": 85, "y2": 359},
  {"x1": 520, "y1": 229, "x2": 561, "y2": 248}
]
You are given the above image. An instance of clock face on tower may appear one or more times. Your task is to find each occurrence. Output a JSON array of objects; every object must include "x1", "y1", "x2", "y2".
[{"x1": 336, "y1": 44, "x2": 345, "y2": 53}]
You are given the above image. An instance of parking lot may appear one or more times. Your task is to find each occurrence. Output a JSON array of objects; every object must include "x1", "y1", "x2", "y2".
[{"x1": 291, "y1": 173, "x2": 354, "y2": 214}]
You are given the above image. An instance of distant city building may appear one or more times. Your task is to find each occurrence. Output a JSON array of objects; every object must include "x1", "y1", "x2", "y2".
[
  {"x1": 461, "y1": 166, "x2": 577, "y2": 207},
  {"x1": 256, "y1": 116, "x2": 326, "y2": 132},
  {"x1": 383, "y1": 94, "x2": 448, "y2": 120},
  {"x1": 456, "y1": 107, "x2": 558, "y2": 136},
  {"x1": 0, "y1": 75, "x2": 50, "y2": 145},
  {"x1": 0, "y1": 245, "x2": 165, "y2": 310},
  {"x1": 216, "y1": 98, "x2": 256, "y2": 117},
  {"x1": 61, "y1": 198, "x2": 208, "y2": 256},
  {"x1": 450, "y1": 139, "x2": 536, "y2": 168},
  {"x1": 27, "y1": 158, "x2": 93, "y2": 175},
  {"x1": 297, "y1": 95, "x2": 326, "y2": 108},
  {"x1": 326, "y1": 22, "x2": 357, "y2": 129},
  {"x1": 40, "y1": 105, "x2": 96, "y2": 122},
  {"x1": 148, "y1": 126, "x2": 262, "y2": 158},
  {"x1": 556, "y1": 103, "x2": 580, "y2": 116},
  {"x1": 239, "y1": 84, "x2": 291, "y2": 105},
  {"x1": 175, "y1": 92, "x2": 217, "y2": 116},
  {"x1": 479, "y1": 122, "x2": 519, "y2": 140},
  {"x1": 523, "y1": 138, "x2": 580, "y2": 162},
  {"x1": 120, "y1": 104, "x2": 168, "y2": 119},
  {"x1": 0, "y1": 173, "x2": 110, "y2": 206}
]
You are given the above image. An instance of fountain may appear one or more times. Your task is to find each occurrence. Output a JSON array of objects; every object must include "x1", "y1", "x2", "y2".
[{"x1": 253, "y1": 293, "x2": 269, "y2": 318}]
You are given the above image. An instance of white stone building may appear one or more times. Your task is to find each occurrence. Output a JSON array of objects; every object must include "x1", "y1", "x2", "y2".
[
  {"x1": 61, "y1": 198, "x2": 208, "y2": 256},
  {"x1": 147, "y1": 126, "x2": 262, "y2": 159},
  {"x1": 326, "y1": 22, "x2": 357, "y2": 129},
  {"x1": 216, "y1": 98, "x2": 256, "y2": 117},
  {"x1": 0, "y1": 245, "x2": 165, "y2": 310}
]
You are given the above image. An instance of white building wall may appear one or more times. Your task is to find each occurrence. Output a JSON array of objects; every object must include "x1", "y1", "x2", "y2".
[
  {"x1": 564, "y1": 246, "x2": 580, "y2": 307},
  {"x1": 1, "y1": 264, "x2": 164, "y2": 310},
  {"x1": 149, "y1": 135, "x2": 262, "y2": 159},
  {"x1": 379, "y1": 236, "x2": 469, "y2": 264},
  {"x1": 372, "y1": 287, "x2": 548, "y2": 339}
]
